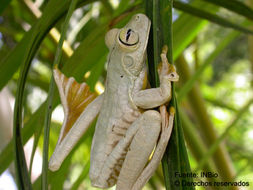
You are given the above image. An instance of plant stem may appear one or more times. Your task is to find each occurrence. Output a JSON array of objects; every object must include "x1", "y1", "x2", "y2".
[
  {"x1": 146, "y1": 1, "x2": 193, "y2": 190},
  {"x1": 41, "y1": 0, "x2": 79, "y2": 189}
]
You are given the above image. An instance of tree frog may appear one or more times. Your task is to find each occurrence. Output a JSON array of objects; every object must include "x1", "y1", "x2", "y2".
[{"x1": 49, "y1": 14, "x2": 179, "y2": 190}]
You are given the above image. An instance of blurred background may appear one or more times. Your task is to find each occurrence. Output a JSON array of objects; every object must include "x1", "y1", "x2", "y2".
[{"x1": 0, "y1": 0, "x2": 253, "y2": 189}]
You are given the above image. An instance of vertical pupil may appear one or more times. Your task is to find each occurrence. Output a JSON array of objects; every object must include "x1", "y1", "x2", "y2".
[{"x1": 126, "y1": 29, "x2": 132, "y2": 41}]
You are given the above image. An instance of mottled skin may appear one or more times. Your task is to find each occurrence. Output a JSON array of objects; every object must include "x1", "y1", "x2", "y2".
[
  {"x1": 49, "y1": 14, "x2": 179, "y2": 190},
  {"x1": 89, "y1": 14, "x2": 150, "y2": 186}
]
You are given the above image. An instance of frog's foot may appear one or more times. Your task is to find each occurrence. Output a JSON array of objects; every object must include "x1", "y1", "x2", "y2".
[
  {"x1": 53, "y1": 68, "x2": 97, "y2": 143},
  {"x1": 49, "y1": 68, "x2": 99, "y2": 171},
  {"x1": 158, "y1": 45, "x2": 179, "y2": 82},
  {"x1": 54, "y1": 68, "x2": 96, "y2": 142}
]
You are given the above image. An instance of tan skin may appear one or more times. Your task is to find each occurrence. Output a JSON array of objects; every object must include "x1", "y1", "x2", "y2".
[{"x1": 49, "y1": 14, "x2": 179, "y2": 190}]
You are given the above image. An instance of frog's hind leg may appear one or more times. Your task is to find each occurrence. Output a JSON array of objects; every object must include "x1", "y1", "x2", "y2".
[
  {"x1": 49, "y1": 68, "x2": 103, "y2": 171},
  {"x1": 115, "y1": 110, "x2": 162, "y2": 190},
  {"x1": 92, "y1": 110, "x2": 161, "y2": 189},
  {"x1": 116, "y1": 106, "x2": 175, "y2": 190},
  {"x1": 132, "y1": 105, "x2": 175, "y2": 190}
]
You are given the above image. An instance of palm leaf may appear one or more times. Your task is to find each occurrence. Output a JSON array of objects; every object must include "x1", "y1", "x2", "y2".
[
  {"x1": 177, "y1": 25, "x2": 244, "y2": 101},
  {"x1": 0, "y1": 0, "x2": 12, "y2": 14},
  {"x1": 41, "y1": 0, "x2": 79, "y2": 189},
  {"x1": 145, "y1": 0, "x2": 193, "y2": 189},
  {"x1": 174, "y1": 1, "x2": 253, "y2": 35},
  {"x1": 202, "y1": 0, "x2": 253, "y2": 21},
  {"x1": 0, "y1": 0, "x2": 94, "y2": 91},
  {"x1": 173, "y1": 0, "x2": 217, "y2": 60}
]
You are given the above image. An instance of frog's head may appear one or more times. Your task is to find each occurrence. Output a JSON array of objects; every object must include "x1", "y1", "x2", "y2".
[{"x1": 105, "y1": 14, "x2": 151, "y2": 76}]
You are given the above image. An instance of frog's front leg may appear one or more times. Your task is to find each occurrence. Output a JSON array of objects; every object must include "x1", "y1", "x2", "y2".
[
  {"x1": 116, "y1": 106, "x2": 175, "y2": 190},
  {"x1": 133, "y1": 45, "x2": 179, "y2": 109}
]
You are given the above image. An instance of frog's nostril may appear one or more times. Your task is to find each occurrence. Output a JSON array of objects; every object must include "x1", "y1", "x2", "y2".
[{"x1": 135, "y1": 15, "x2": 140, "y2": 21}]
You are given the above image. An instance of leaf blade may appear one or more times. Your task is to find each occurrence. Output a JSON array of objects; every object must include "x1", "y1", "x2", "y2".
[
  {"x1": 202, "y1": 0, "x2": 253, "y2": 21},
  {"x1": 145, "y1": 1, "x2": 194, "y2": 189},
  {"x1": 41, "y1": 0, "x2": 80, "y2": 189},
  {"x1": 0, "y1": 0, "x2": 12, "y2": 14},
  {"x1": 177, "y1": 27, "x2": 242, "y2": 101},
  {"x1": 173, "y1": 1, "x2": 253, "y2": 35}
]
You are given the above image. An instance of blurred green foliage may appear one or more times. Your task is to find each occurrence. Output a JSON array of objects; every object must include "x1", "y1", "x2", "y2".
[{"x1": 0, "y1": 0, "x2": 253, "y2": 189}]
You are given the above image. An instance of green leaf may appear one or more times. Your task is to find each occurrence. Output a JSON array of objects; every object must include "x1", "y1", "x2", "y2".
[
  {"x1": 63, "y1": 25, "x2": 108, "y2": 81},
  {"x1": 86, "y1": 54, "x2": 107, "y2": 90},
  {"x1": 32, "y1": 120, "x2": 96, "y2": 189},
  {"x1": 173, "y1": 1, "x2": 253, "y2": 35},
  {"x1": 0, "y1": 0, "x2": 94, "y2": 91},
  {"x1": 173, "y1": 13, "x2": 207, "y2": 60},
  {"x1": 202, "y1": 0, "x2": 253, "y2": 21},
  {"x1": 0, "y1": 25, "x2": 104, "y2": 175},
  {"x1": 175, "y1": 53, "x2": 237, "y2": 182},
  {"x1": 163, "y1": 98, "x2": 194, "y2": 190},
  {"x1": 70, "y1": 163, "x2": 90, "y2": 190},
  {"x1": 29, "y1": 118, "x2": 43, "y2": 177},
  {"x1": 0, "y1": 102, "x2": 47, "y2": 176},
  {"x1": 0, "y1": 0, "x2": 12, "y2": 14},
  {"x1": 177, "y1": 27, "x2": 242, "y2": 102},
  {"x1": 172, "y1": 0, "x2": 217, "y2": 60},
  {"x1": 41, "y1": 0, "x2": 79, "y2": 189},
  {"x1": 196, "y1": 98, "x2": 253, "y2": 172},
  {"x1": 115, "y1": 0, "x2": 132, "y2": 15},
  {"x1": 179, "y1": 109, "x2": 218, "y2": 180},
  {"x1": 0, "y1": 10, "x2": 121, "y2": 178},
  {"x1": 145, "y1": 0, "x2": 193, "y2": 189},
  {"x1": 12, "y1": 1, "x2": 94, "y2": 189}
]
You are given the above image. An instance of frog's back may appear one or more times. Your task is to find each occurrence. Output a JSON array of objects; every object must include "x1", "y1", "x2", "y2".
[
  {"x1": 89, "y1": 69, "x2": 141, "y2": 180},
  {"x1": 89, "y1": 13, "x2": 150, "y2": 187},
  {"x1": 89, "y1": 54, "x2": 149, "y2": 187}
]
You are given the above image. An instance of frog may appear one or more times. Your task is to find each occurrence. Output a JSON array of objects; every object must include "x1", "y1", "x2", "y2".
[{"x1": 49, "y1": 13, "x2": 179, "y2": 190}]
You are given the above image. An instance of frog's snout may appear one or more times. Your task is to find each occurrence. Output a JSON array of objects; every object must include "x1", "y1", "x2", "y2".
[
  {"x1": 134, "y1": 13, "x2": 149, "y2": 23},
  {"x1": 135, "y1": 14, "x2": 141, "y2": 22},
  {"x1": 129, "y1": 13, "x2": 151, "y2": 37}
]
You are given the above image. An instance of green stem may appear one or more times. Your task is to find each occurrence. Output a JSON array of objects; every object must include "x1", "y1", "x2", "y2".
[
  {"x1": 146, "y1": 1, "x2": 193, "y2": 190},
  {"x1": 13, "y1": 15, "x2": 42, "y2": 190},
  {"x1": 14, "y1": 75, "x2": 33, "y2": 190},
  {"x1": 41, "y1": 0, "x2": 79, "y2": 189}
]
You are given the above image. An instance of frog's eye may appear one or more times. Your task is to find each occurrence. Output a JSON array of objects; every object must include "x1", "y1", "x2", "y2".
[{"x1": 119, "y1": 28, "x2": 139, "y2": 47}]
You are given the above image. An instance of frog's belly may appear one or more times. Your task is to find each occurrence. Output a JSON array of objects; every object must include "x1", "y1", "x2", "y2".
[{"x1": 89, "y1": 101, "x2": 141, "y2": 188}]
